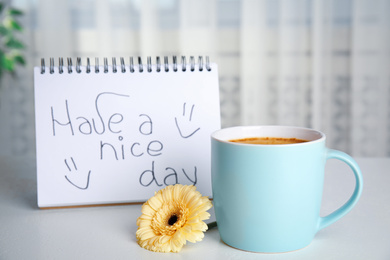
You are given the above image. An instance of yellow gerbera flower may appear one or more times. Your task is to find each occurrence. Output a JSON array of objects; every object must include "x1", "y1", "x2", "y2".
[{"x1": 136, "y1": 184, "x2": 213, "y2": 253}]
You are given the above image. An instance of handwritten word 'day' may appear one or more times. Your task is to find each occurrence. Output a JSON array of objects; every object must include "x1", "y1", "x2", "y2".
[
  {"x1": 50, "y1": 92, "x2": 129, "y2": 136},
  {"x1": 139, "y1": 161, "x2": 198, "y2": 187}
]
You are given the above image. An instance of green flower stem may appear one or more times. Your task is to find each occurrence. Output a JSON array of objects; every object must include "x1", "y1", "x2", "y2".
[{"x1": 207, "y1": 221, "x2": 217, "y2": 230}]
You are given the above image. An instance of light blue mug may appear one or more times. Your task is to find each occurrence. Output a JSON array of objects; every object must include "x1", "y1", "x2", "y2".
[{"x1": 211, "y1": 126, "x2": 363, "y2": 253}]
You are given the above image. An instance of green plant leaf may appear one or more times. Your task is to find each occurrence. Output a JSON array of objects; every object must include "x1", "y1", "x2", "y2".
[
  {"x1": 3, "y1": 56, "x2": 14, "y2": 71},
  {"x1": 0, "y1": 52, "x2": 4, "y2": 66},
  {"x1": 5, "y1": 38, "x2": 24, "y2": 49},
  {"x1": 0, "y1": 4, "x2": 26, "y2": 77},
  {"x1": 5, "y1": 18, "x2": 23, "y2": 31},
  {"x1": 0, "y1": 25, "x2": 8, "y2": 36},
  {"x1": 8, "y1": 8, "x2": 24, "y2": 16},
  {"x1": 13, "y1": 54, "x2": 25, "y2": 65}
]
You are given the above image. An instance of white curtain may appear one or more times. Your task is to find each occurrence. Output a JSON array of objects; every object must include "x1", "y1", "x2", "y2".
[
  {"x1": 241, "y1": 0, "x2": 390, "y2": 156},
  {"x1": 1, "y1": 0, "x2": 389, "y2": 157}
]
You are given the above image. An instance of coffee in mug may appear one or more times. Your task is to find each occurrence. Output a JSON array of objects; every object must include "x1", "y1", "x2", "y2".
[{"x1": 229, "y1": 137, "x2": 308, "y2": 145}]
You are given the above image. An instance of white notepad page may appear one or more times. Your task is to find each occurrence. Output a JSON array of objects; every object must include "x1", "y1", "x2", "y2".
[{"x1": 34, "y1": 60, "x2": 220, "y2": 208}]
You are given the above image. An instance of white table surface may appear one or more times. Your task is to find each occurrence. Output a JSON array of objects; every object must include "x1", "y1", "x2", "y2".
[{"x1": 0, "y1": 156, "x2": 389, "y2": 260}]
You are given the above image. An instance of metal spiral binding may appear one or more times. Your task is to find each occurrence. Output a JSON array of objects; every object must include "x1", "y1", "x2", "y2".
[
  {"x1": 198, "y1": 56, "x2": 203, "y2": 72},
  {"x1": 120, "y1": 57, "x2": 126, "y2": 73},
  {"x1": 86, "y1": 58, "x2": 91, "y2": 73},
  {"x1": 76, "y1": 57, "x2": 82, "y2": 73},
  {"x1": 156, "y1": 56, "x2": 161, "y2": 72},
  {"x1": 112, "y1": 57, "x2": 117, "y2": 73},
  {"x1": 173, "y1": 56, "x2": 178, "y2": 72},
  {"x1": 181, "y1": 56, "x2": 186, "y2": 72},
  {"x1": 59, "y1": 58, "x2": 64, "y2": 74},
  {"x1": 147, "y1": 57, "x2": 152, "y2": 72},
  {"x1": 49, "y1": 58, "x2": 54, "y2": 74},
  {"x1": 95, "y1": 58, "x2": 99, "y2": 73},
  {"x1": 206, "y1": 56, "x2": 211, "y2": 71},
  {"x1": 104, "y1": 58, "x2": 109, "y2": 73},
  {"x1": 164, "y1": 57, "x2": 169, "y2": 72},
  {"x1": 39, "y1": 56, "x2": 211, "y2": 74},
  {"x1": 40, "y1": 59, "x2": 45, "y2": 74},
  {"x1": 138, "y1": 57, "x2": 143, "y2": 73},
  {"x1": 67, "y1": 58, "x2": 73, "y2": 73},
  {"x1": 190, "y1": 56, "x2": 195, "y2": 72},
  {"x1": 129, "y1": 57, "x2": 135, "y2": 73}
]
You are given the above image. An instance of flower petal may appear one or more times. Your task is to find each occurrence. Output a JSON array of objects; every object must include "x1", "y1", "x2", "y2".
[
  {"x1": 184, "y1": 230, "x2": 204, "y2": 243},
  {"x1": 188, "y1": 221, "x2": 208, "y2": 232},
  {"x1": 172, "y1": 184, "x2": 183, "y2": 201},
  {"x1": 148, "y1": 193, "x2": 163, "y2": 211},
  {"x1": 158, "y1": 235, "x2": 171, "y2": 245},
  {"x1": 136, "y1": 228, "x2": 156, "y2": 240},
  {"x1": 197, "y1": 211, "x2": 211, "y2": 221},
  {"x1": 141, "y1": 204, "x2": 156, "y2": 217},
  {"x1": 161, "y1": 186, "x2": 173, "y2": 202},
  {"x1": 137, "y1": 219, "x2": 152, "y2": 228}
]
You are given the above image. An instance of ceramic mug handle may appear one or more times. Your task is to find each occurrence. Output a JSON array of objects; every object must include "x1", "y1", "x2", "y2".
[{"x1": 317, "y1": 149, "x2": 363, "y2": 230}]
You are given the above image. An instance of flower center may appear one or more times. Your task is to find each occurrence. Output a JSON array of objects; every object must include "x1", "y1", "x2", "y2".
[
  {"x1": 168, "y1": 214, "x2": 178, "y2": 226},
  {"x1": 151, "y1": 202, "x2": 189, "y2": 236}
]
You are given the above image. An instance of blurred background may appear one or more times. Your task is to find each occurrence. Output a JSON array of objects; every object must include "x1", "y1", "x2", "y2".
[{"x1": 0, "y1": 0, "x2": 389, "y2": 158}]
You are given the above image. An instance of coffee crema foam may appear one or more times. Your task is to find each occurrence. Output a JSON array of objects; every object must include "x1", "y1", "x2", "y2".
[{"x1": 229, "y1": 137, "x2": 309, "y2": 145}]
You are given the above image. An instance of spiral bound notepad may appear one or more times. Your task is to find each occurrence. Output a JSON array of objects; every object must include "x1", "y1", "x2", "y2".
[{"x1": 34, "y1": 56, "x2": 220, "y2": 208}]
